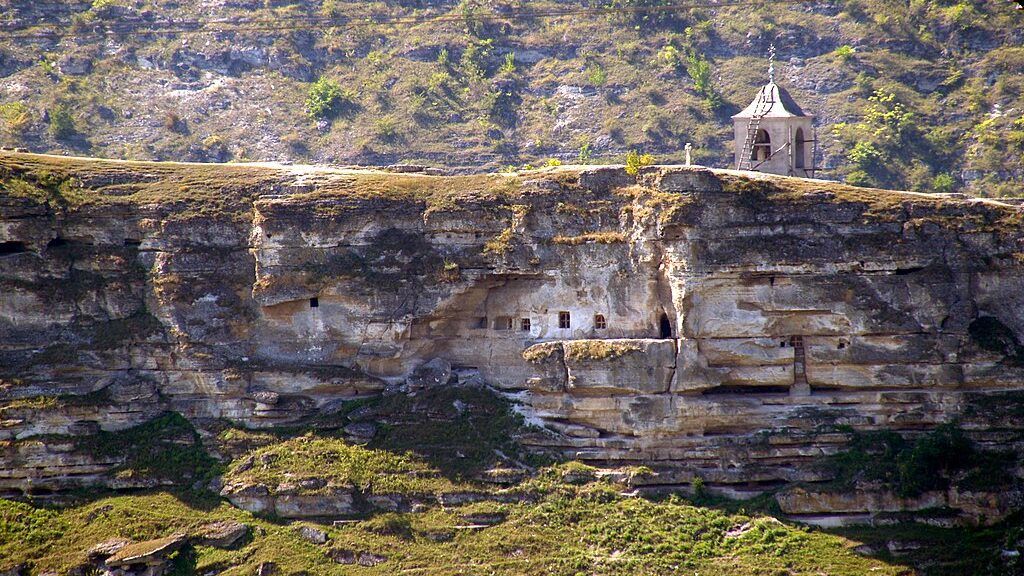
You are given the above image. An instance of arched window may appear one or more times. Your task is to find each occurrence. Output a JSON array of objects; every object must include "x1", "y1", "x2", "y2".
[
  {"x1": 751, "y1": 129, "x2": 771, "y2": 162},
  {"x1": 659, "y1": 313, "x2": 673, "y2": 338},
  {"x1": 594, "y1": 314, "x2": 606, "y2": 330},
  {"x1": 795, "y1": 128, "x2": 806, "y2": 169}
]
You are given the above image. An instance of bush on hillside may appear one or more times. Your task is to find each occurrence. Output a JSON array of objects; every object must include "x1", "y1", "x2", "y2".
[
  {"x1": 47, "y1": 105, "x2": 76, "y2": 139},
  {"x1": 306, "y1": 77, "x2": 356, "y2": 120}
]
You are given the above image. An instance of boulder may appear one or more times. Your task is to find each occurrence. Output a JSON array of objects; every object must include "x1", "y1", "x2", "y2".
[
  {"x1": 87, "y1": 538, "x2": 129, "y2": 559},
  {"x1": 193, "y1": 521, "x2": 248, "y2": 548},
  {"x1": 407, "y1": 358, "x2": 452, "y2": 389},
  {"x1": 104, "y1": 534, "x2": 187, "y2": 567},
  {"x1": 297, "y1": 525, "x2": 329, "y2": 545}
]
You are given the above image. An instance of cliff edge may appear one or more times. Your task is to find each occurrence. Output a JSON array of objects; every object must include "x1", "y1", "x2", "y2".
[{"x1": 2, "y1": 151, "x2": 1024, "y2": 528}]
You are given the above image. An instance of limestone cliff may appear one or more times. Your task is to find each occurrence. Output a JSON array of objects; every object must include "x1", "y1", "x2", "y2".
[{"x1": 2, "y1": 151, "x2": 1023, "y2": 523}]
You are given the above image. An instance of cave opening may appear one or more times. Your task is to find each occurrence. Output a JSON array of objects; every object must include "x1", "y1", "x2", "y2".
[
  {"x1": 659, "y1": 313, "x2": 672, "y2": 338},
  {"x1": 0, "y1": 241, "x2": 27, "y2": 256}
]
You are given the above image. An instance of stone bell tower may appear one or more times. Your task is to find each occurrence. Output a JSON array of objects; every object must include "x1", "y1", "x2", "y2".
[{"x1": 732, "y1": 45, "x2": 816, "y2": 177}]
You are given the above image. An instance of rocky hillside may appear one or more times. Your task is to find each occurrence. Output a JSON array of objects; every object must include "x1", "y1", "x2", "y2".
[
  {"x1": 2, "y1": 150, "x2": 1024, "y2": 574},
  {"x1": 0, "y1": 1, "x2": 1022, "y2": 195}
]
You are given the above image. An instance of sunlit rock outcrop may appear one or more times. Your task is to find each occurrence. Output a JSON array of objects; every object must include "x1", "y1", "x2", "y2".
[{"x1": 2, "y1": 151, "x2": 1023, "y2": 523}]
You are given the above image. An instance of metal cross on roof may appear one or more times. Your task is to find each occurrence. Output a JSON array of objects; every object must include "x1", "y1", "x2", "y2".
[{"x1": 768, "y1": 42, "x2": 776, "y2": 83}]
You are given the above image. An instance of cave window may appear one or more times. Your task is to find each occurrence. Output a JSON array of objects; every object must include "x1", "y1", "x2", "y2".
[
  {"x1": 780, "y1": 341, "x2": 786, "y2": 348},
  {"x1": 47, "y1": 237, "x2": 69, "y2": 249},
  {"x1": 494, "y1": 316, "x2": 513, "y2": 330},
  {"x1": 475, "y1": 317, "x2": 488, "y2": 329},
  {"x1": 659, "y1": 313, "x2": 672, "y2": 338},
  {"x1": 0, "y1": 241, "x2": 26, "y2": 256},
  {"x1": 838, "y1": 342, "x2": 846, "y2": 349},
  {"x1": 594, "y1": 314, "x2": 606, "y2": 330},
  {"x1": 520, "y1": 318, "x2": 531, "y2": 331},
  {"x1": 309, "y1": 297, "x2": 319, "y2": 308},
  {"x1": 558, "y1": 311, "x2": 571, "y2": 329}
]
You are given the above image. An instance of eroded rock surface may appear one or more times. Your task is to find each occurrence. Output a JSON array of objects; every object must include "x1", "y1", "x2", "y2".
[{"x1": 2, "y1": 151, "x2": 1024, "y2": 523}]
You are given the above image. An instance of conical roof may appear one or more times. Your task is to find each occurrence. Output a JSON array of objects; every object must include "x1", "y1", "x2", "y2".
[{"x1": 732, "y1": 82, "x2": 809, "y2": 119}]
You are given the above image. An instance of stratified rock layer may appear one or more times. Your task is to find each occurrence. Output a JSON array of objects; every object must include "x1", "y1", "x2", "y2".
[{"x1": 2, "y1": 152, "x2": 1024, "y2": 516}]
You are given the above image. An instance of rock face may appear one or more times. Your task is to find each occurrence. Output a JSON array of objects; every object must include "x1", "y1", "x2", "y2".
[{"x1": 2, "y1": 152, "x2": 1024, "y2": 520}]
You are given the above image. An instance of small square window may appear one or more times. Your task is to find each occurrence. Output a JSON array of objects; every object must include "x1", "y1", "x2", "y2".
[
  {"x1": 520, "y1": 318, "x2": 531, "y2": 331},
  {"x1": 558, "y1": 311, "x2": 571, "y2": 329},
  {"x1": 594, "y1": 314, "x2": 606, "y2": 330},
  {"x1": 309, "y1": 297, "x2": 319, "y2": 308}
]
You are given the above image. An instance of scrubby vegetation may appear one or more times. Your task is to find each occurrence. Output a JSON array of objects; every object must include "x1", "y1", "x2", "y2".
[
  {"x1": 2, "y1": 384, "x2": 1023, "y2": 574},
  {"x1": 0, "y1": 471, "x2": 912, "y2": 576},
  {"x1": 826, "y1": 423, "x2": 1017, "y2": 497},
  {"x1": 305, "y1": 77, "x2": 356, "y2": 120},
  {"x1": 624, "y1": 150, "x2": 656, "y2": 176},
  {"x1": 79, "y1": 412, "x2": 225, "y2": 486},
  {"x1": 551, "y1": 231, "x2": 626, "y2": 245},
  {"x1": 1, "y1": 1, "x2": 1019, "y2": 194},
  {"x1": 225, "y1": 435, "x2": 464, "y2": 495},
  {"x1": 563, "y1": 339, "x2": 643, "y2": 362}
]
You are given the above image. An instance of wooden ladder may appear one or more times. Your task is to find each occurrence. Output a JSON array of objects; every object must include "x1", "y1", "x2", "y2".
[{"x1": 737, "y1": 88, "x2": 775, "y2": 171}]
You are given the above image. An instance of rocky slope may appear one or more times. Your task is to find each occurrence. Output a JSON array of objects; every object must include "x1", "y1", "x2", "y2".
[
  {"x1": 2, "y1": 151, "x2": 1024, "y2": 532},
  {"x1": 0, "y1": 1, "x2": 1022, "y2": 194}
]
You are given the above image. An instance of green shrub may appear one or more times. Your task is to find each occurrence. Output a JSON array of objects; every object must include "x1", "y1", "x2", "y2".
[
  {"x1": 361, "y1": 513, "x2": 414, "y2": 539},
  {"x1": 586, "y1": 61, "x2": 607, "y2": 86},
  {"x1": 373, "y1": 115, "x2": 398, "y2": 140},
  {"x1": 47, "y1": 104, "x2": 76, "y2": 139},
  {"x1": 655, "y1": 44, "x2": 682, "y2": 69},
  {"x1": 692, "y1": 477, "x2": 707, "y2": 500},
  {"x1": 305, "y1": 77, "x2": 354, "y2": 120},
  {"x1": 0, "y1": 102, "x2": 31, "y2": 135},
  {"x1": 944, "y1": 1, "x2": 976, "y2": 29},
  {"x1": 461, "y1": 38, "x2": 493, "y2": 80},
  {"x1": 862, "y1": 90, "x2": 914, "y2": 141},
  {"x1": 833, "y1": 44, "x2": 856, "y2": 62},
  {"x1": 79, "y1": 412, "x2": 223, "y2": 485},
  {"x1": 685, "y1": 52, "x2": 721, "y2": 110},
  {"x1": 499, "y1": 52, "x2": 516, "y2": 75},
  {"x1": 827, "y1": 423, "x2": 1011, "y2": 497},
  {"x1": 577, "y1": 140, "x2": 592, "y2": 164},
  {"x1": 625, "y1": 149, "x2": 655, "y2": 175},
  {"x1": 848, "y1": 141, "x2": 883, "y2": 169},
  {"x1": 932, "y1": 173, "x2": 956, "y2": 193},
  {"x1": 483, "y1": 83, "x2": 519, "y2": 128}
]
